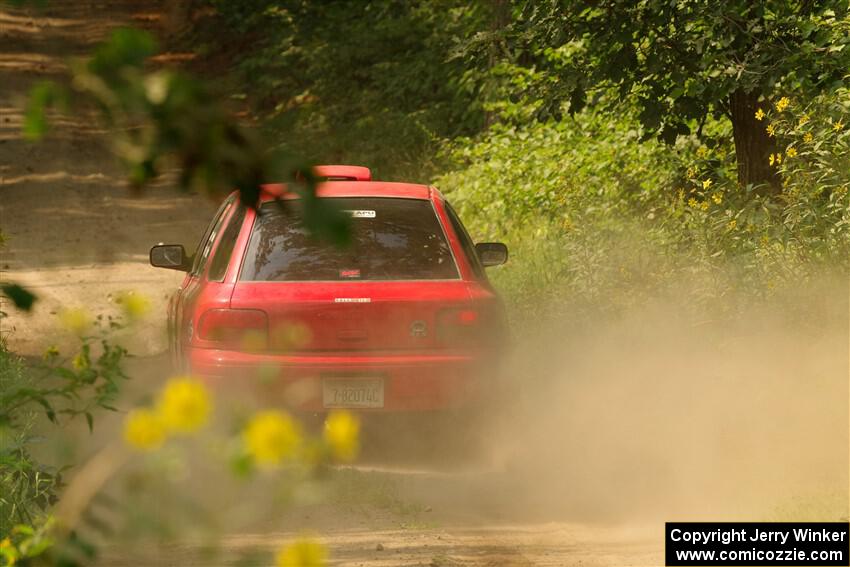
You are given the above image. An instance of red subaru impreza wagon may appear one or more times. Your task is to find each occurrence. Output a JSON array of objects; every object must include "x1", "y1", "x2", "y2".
[{"x1": 150, "y1": 165, "x2": 508, "y2": 414}]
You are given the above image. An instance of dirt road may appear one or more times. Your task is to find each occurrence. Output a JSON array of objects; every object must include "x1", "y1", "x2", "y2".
[
  {"x1": 0, "y1": 1, "x2": 216, "y2": 357},
  {"x1": 0, "y1": 3, "x2": 662, "y2": 565}
]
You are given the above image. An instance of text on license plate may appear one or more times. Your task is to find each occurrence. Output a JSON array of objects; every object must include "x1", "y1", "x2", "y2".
[{"x1": 322, "y1": 378, "x2": 384, "y2": 409}]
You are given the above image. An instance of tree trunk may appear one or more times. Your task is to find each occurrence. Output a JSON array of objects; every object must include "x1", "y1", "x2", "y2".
[
  {"x1": 485, "y1": 0, "x2": 511, "y2": 127},
  {"x1": 729, "y1": 88, "x2": 781, "y2": 196}
]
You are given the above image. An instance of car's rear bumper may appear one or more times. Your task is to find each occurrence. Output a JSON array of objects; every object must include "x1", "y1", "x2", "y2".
[{"x1": 184, "y1": 346, "x2": 496, "y2": 412}]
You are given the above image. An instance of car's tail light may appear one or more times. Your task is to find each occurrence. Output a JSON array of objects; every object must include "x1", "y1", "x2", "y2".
[
  {"x1": 198, "y1": 309, "x2": 268, "y2": 350},
  {"x1": 437, "y1": 307, "x2": 495, "y2": 347}
]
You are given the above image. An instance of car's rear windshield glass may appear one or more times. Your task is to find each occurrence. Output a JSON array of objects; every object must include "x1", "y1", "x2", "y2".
[{"x1": 240, "y1": 198, "x2": 458, "y2": 281}]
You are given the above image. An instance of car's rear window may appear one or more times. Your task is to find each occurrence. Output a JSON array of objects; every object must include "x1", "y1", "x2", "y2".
[{"x1": 240, "y1": 198, "x2": 458, "y2": 281}]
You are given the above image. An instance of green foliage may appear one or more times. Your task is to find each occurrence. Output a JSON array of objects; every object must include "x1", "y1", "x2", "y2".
[
  {"x1": 1, "y1": 320, "x2": 129, "y2": 536},
  {"x1": 513, "y1": 1, "x2": 850, "y2": 139},
  {"x1": 436, "y1": 94, "x2": 850, "y2": 327},
  {"x1": 206, "y1": 0, "x2": 487, "y2": 180},
  {"x1": 25, "y1": 27, "x2": 346, "y2": 242}
]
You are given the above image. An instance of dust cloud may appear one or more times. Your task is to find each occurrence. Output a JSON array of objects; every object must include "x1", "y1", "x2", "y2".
[{"x1": 486, "y1": 272, "x2": 849, "y2": 524}]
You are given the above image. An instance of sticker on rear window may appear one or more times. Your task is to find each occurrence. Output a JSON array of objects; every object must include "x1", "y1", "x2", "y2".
[
  {"x1": 339, "y1": 269, "x2": 361, "y2": 278},
  {"x1": 345, "y1": 210, "x2": 376, "y2": 218}
]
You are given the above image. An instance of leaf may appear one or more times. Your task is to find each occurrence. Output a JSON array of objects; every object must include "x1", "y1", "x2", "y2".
[{"x1": 1, "y1": 283, "x2": 37, "y2": 311}]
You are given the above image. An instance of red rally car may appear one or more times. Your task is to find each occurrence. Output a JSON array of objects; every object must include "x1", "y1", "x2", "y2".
[{"x1": 150, "y1": 165, "x2": 508, "y2": 414}]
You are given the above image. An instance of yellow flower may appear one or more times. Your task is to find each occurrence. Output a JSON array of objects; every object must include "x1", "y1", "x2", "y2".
[
  {"x1": 71, "y1": 351, "x2": 89, "y2": 371},
  {"x1": 323, "y1": 410, "x2": 360, "y2": 462},
  {"x1": 60, "y1": 308, "x2": 92, "y2": 335},
  {"x1": 696, "y1": 146, "x2": 708, "y2": 158},
  {"x1": 786, "y1": 147, "x2": 797, "y2": 158},
  {"x1": 276, "y1": 539, "x2": 327, "y2": 567},
  {"x1": 699, "y1": 201, "x2": 709, "y2": 211},
  {"x1": 272, "y1": 322, "x2": 313, "y2": 351},
  {"x1": 243, "y1": 410, "x2": 302, "y2": 467},
  {"x1": 686, "y1": 166, "x2": 696, "y2": 179},
  {"x1": 124, "y1": 409, "x2": 166, "y2": 451},
  {"x1": 117, "y1": 291, "x2": 150, "y2": 320},
  {"x1": 766, "y1": 124, "x2": 776, "y2": 137},
  {"x1": 803, "y1": 132, "x2": 813, "y2": 143},
  {"x1": 157, "y1": 377, "x2": 212, "y2": 434},
  {"x1": 834, "y1": 119, "x2": 844, "y2": 132},
  {"x1": 775, "y1": 152, "x2": 782, "y2": 164},
  {"x1": 43, "y1": 345, "x2": 60, "y2": 361},
  {"x1": 754, "y1": 108, "x2": 765, "y2": 121},
  {"x1": 711, "y1": 193, "x2": 722, "y2": 205},
  {"x1": 0, "y1": 537, "x2": 11, "y2": 549},
  {"x1": 797, "y1": 114, "x2": 810, "y2": 127},
  {"x1": 775, "y1": 97, "x2": 790, "y2": 112},
  {"x1": 702, "y1": 179, "x2": 712, "y2": 190},
  {"x1": 727, "y1": 219, "x2": 737, "y2": 230},
  {"x1": 688, "y1": 197, "x2": 698, "y2": 208}
]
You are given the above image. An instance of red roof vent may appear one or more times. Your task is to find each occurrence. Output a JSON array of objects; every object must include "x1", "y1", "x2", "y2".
[{"x1": 313, "y1": 165, "x2": 371, "y2": 181}]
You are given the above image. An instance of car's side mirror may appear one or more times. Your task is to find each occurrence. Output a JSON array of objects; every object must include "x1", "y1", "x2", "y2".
[
  {"x1": 150, "y1": 244, "x2": 190, "y2": 271},
  {"x1": 475, "y1": 242, "x2": 508, "y2": 267}
]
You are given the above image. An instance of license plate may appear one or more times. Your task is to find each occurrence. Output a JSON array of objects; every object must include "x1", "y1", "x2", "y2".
[{"x1": 322, "y1": 377, "x2": 384, "y2": 409}]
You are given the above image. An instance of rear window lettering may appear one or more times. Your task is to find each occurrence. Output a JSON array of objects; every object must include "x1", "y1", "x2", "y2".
[{"x1": 240, "y1": 198, "x2": 459, "y2": 281}]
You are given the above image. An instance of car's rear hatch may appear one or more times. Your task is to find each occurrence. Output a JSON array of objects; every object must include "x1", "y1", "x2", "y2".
[
  {"x1": 229, "y1": 281, "x2": 476, "y2": 351},
  {"x1": 223, "y1": 195, "x2": 489, "y2": 352}
]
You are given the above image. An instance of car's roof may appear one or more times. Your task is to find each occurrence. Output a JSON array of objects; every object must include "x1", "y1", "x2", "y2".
[{"x1": 259, "y1": 181, "x2": 433, "y2": 202}]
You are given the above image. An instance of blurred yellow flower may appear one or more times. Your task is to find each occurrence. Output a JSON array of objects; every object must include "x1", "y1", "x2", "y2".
[
  {"x1": 797, "y1": 114, "x2": 810, "y2": 127},
  {"x1": 754, "y1": 108, "x2": 765, "y2": 121},
  {"x1": 71, "y1": 351, "x2": 88, "y2": 371},
  {"x1": 276, "y1": 539, "x2": 327, "y2": 567},
  {"x1": 117, "y1": 292, "x2": 151, "y2": 320},
  {"x1": 688, "y1": 197, "x2": 698, "y2": 208},
  {"x1": 711, "y1": 193, "x2": 722, "y2": 205},
  {"x1": 786, "y1": 147, "x2": 797, "y2": 158},
  {"x1": 0, "y1": 537, "x2": 10, "y2": 549},
  {"x1": 769, "y1": 153, "x2": 782, "y2": 166},
  {"x1": 702, "y1": 179, "x2": 712, "y2": 190},
  {"x1": 157, "y1": 377, "x2": 212, "y2": 434},
  {"x1": 766, "y1": 124, "x2": 776, "y2": 137},
  {"x1": 775, "y1": 97, "x2": 790, "y2": 112},
  {"x1": 776, "y1": 152, "x2": 782, "y2": 164},
  {"x1": 124, "y1": 409, "x2": 166, "y2": 451},
  {"x1": 696, "y1": 146, "x2": 708, "y2": 158},
  {"x1": 243, "y1": 410, "x2": 302, "y2": 466},
  {"x1": 699, "y1": 201, "x2": 709, "y2": 211},
  {"x1": 834, "y1": 119, "x2": 844, "y2": 132},
  {"x1": 323, "y1": 410, "x2": 360, "y2": 462},
  {"x1": 727, "y1": 219, "x2": 737, "y2": 230},
  {"x1": 43, "y1": 345, "x2": 60, "y2": 361},
  {"x1": 803, "y1": 132, "x2": 813, "y2": 143},
  {"x1": 272, "y1": 322, "x2": 313, "y2": 351},
  {"x1": 60, "y1": 308, "x2": 92, "y2": 335}
]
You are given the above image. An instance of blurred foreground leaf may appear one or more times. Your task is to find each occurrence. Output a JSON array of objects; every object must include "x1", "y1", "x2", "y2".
[
  {"x1": 24, "y1": 27, "x2": 346, "y2": 241},
  {"x1": 1, "y1": 283, "x2": 37, "y2": 311}
]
